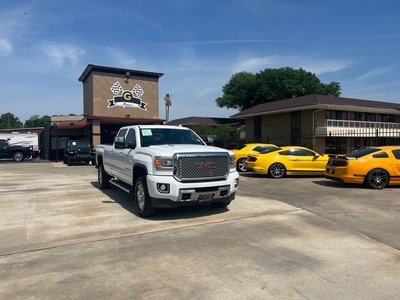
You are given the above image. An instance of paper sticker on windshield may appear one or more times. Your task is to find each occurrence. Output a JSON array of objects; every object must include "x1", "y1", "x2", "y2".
[
  {"x1": 72, "y1": 142, "x2": 76, "y2": 145},
  {"x1": 141, "y1": 129, "x2": 153, "y2": 136}
]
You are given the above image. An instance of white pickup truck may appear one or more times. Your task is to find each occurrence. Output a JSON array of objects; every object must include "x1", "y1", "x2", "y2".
[{"x1": 95, "y1": 125, "x2": 239, "y2": 217}]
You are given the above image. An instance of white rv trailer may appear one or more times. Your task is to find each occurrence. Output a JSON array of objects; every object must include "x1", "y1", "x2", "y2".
[{"x1": 0, "y1": 132, "x2": 39, "y2": 156}]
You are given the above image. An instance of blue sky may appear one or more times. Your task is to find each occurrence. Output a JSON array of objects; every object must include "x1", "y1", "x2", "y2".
[{"x1": 1, "y1": 0, "x2": 399, "y2": 123}]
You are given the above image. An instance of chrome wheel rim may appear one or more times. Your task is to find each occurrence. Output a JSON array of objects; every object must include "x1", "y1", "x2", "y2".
[
  {"x1": 14, "y1": 153, "x2": 23, "y2": 161},
  {"x1": 270, "y1": 164, "x2": 285, "y2": 178},
  {"x1": 136, "y1": 183, "x2": 145, "y2": 212},
  {"x1": 369, "y1": 170, "x2": 388, "y2": 188},
  {"x1": 238, "y1": 159, "x2": 246, "y2": 172}
]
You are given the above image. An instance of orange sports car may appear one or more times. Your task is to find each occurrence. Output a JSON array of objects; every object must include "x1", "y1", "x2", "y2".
[{"x1": 325, "y1": 146, "x2": 400, "y2": 189}]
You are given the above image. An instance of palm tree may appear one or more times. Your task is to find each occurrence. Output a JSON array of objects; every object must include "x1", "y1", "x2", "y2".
[{"x1": 164, "y1": 94, "x2": 172, "y2": 122}]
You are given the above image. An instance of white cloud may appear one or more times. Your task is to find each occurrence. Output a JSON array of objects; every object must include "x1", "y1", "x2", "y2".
[
  {"x1": 0, "y1": 39, "x2": 12, "y2": 56},
  {"x1": 232, "y1": 54, "x2": 352, "y2": 74},
  {"x1": 355, "y1": 65, "x2": 398, "y2": 81},
  {"x1": 41, "y1": 44, "x2": 86, "y2": 67}
]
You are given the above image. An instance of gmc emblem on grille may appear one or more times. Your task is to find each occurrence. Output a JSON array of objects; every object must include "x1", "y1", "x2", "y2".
[{"x1": 195, "y1": 162, "x2": 216, "y2": 169}]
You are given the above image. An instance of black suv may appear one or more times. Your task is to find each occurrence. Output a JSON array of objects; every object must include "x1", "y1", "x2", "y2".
[{"x1": 63, "y1": 140, "x2": 95, "y2": 166}]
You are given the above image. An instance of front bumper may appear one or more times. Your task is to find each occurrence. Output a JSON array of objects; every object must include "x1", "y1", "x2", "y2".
[{"x1": 146, "y1": 172, "x2": 239, "y2": 206}]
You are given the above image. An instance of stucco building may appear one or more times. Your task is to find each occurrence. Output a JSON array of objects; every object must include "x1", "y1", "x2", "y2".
[{"x1": 45, "y1": 64, "x2": 164, "y2": 160}]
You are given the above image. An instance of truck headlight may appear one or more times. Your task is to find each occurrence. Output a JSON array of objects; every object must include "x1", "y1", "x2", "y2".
[
  {"x1": 154, "y1": 156, "x2": 173, "y2": 170},
  {"x1": 229, "y1": 154, "x2": 235, "y2": 169}
]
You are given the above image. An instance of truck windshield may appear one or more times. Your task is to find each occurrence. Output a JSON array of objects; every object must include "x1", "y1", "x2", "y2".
[
  {"x1": 69, "y1": 141, "x2": 92, "y2": 148},
  {"x1": 140, "y1": 128, "x2": 205, "y2": 147}
]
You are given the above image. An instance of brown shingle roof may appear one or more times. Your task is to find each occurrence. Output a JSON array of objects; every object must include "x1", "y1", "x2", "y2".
[
  {"x1": 230, "y1": 94, "x2": 400, "y2": 118},
  {"x1": 78, "y1": 64, "x2": 164, "y2": 82}
]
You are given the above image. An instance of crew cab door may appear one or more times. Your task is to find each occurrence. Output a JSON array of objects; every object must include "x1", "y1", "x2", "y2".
[
  {"x1": 119, "y1": 128, "x2": 137, "y2": 183},
  {"x1": 109, "y1": 128, "x2": 128, "y2": 178}
]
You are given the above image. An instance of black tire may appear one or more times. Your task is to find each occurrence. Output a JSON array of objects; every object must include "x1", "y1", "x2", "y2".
[
  {"x1": 13, "y1": 152, "x2": 25, "y2": 162},
  {"x1": 67, "y1": 157, "x2": 73, "y2": 166},
  {"x1": 63, "y1": 156, "x2": 67, "y2": 164},
  {"x1": 211, "y1": 201, "x2": 231, "y2": 208},
  {"x1": 236, "y1": 158, "x2": 247, "y2": 172},
  {"x1": 268, "y1": 163, "x2": 286, "y2": 178},
  {"x1": 98, "y1": 163, "x2": 110, "y2": 189},
  {"x1": 134, "y1": 176, "x2": 157, "y2": 217},
  {"x1": 365, "y1": 168, "x2": 389, "y2": 189},
  {"x1": 91, "y1": 160, "x2": 96, "y2": 166}
]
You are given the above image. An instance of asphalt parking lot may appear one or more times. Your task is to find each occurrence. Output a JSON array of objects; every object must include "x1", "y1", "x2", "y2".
[{"x1": 0, "y1": 159, "x2": 399, "y2": 300}]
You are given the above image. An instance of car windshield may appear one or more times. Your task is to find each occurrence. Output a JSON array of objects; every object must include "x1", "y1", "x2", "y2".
[
  {"x1": 253, "y1": 146, "x2": 277, "y2": 153},
  {"x1": 140, "y1": 128, "x2": 205, "y2": 146},
  {"x1": 346, "y1": 147, "x2": 380, "y2": 158},
  {"x1": 70, "y1": 141, "x2": 91, "y2": 148},
  {"x1": 260, "y1": 147, "x2": 281, "y2": 154}
]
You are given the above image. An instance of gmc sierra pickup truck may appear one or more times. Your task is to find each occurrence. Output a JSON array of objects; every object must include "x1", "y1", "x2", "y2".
[
  {"x1": 0, "y1": 139, "x2": 33, "y2": 162},
  {"x1": 96, "y1": 125, "x2": 239, "y2": 217}
]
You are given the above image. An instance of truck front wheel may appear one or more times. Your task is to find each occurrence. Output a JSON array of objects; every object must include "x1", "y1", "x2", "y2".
[
  {"x1": 13, "y1": 152, "x2": 25, "y2": 162},
  {"x1": 134, "y1": 176, "x2": 157, "y2": 217},
  {"x1": 98, "y1": 163, "x2": 110, "y2": 189}
]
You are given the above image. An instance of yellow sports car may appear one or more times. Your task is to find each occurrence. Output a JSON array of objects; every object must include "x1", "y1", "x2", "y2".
[
  {"x1": 232, "y1": 143, "x2": 278, "y2": 172},
  {"x1": 245, "y1": 146, "x2": 329, "y2": 178},
  {"x1": 325, "y1": 146, "x2": 400, "y2": 189}
]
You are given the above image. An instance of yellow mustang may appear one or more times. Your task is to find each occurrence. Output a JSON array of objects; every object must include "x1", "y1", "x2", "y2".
[
  {"x1": 245, "y1": 146, "x2": 329, "y2": 178},
  {"x1": 325, "y1": 146, "x2": 400, "y2": 189},
  {"x1": 232, "y1": 143, "x2": 277, "y2": 172}
]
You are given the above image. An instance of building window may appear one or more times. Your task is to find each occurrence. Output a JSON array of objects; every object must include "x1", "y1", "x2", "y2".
[
  {"x1": 254, "y1": 116, "x2": 261, "y2": 142},
  {"x1": 365, "y1": 113, "x2": 376, "y2": 122},
  {"x1": 291, "y1": 111, "x2": 301, "y2": 145},
  {"x1": 380, "y1": 114, "x2": 394, "y2": 122},
  {"x1": 327, "y1": 110, "x2": 347, "y2": 120},
  {"x1": 350, "y1": 112, "x2": 362, "y2": 121}
]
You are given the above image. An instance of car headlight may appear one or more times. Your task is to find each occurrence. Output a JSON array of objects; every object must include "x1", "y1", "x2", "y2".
[{"x1": 154, "y1": 156, "x2": 173, "y2": 170}]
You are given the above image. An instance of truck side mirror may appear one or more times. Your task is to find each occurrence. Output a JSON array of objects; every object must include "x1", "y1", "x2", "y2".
[
  {"x1": 114, "y1": 136, "x2": 126, "y2": 149},
  {"x1": 127, "y1": 142, "x2": 136, "y2": 149}
]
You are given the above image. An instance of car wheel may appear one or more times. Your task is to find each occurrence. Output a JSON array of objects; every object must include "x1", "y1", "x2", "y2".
[
  {"x1": 63, "y1": 156, "x2": 67, "y2": 164},
  {"x1": 134, "y1": 176, "x2": 157, "y2": 217},
  {"x1": 211, "y1": 201, "x2": 231, "y2": 208},
  {"x1": 268, "y1": 163, "x2": 286, "y2": 178},
  {"x1": 365, "y1": 168, "x2": 389, "y2": 189},
  {"x1": 67, "y1": 157, "x2": 73, "y2": 166},
  {"x1": 13, "y1": 152, "x2": 25, "y2": 162},
  {"x1": 236, "y1": 158, "x2": 247, "y2": 172},
  {"x1": 98, "y1": 163, "x2": 110, "y2": 189}
]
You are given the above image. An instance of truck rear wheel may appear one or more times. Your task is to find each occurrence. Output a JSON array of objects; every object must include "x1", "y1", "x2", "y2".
[
  {"x1": 134, "y1": 176, "x2": 157, "y2": 217},
  {"x1": 98, "y1": 163, "x2": 110, "y2": 189},
  {"x1": 13, "y1": 152, "x2": 25, "y2": 162}
]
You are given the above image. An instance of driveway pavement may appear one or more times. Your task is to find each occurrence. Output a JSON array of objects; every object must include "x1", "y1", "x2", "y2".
[{"x1": 0, "y1": 160, "x2": 399, "y2": 299}]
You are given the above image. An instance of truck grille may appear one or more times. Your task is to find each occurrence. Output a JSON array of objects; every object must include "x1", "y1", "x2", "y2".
[{"x1": 173, "y1": 152, "x2": 229, "y2": 182}]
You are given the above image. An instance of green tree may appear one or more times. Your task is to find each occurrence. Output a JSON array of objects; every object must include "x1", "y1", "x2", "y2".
[
  {"x1": 191, "y1": 124, "x2": 240, "y2": 149},
  {"x1": 0, "y1": 112, "x2": 23, "y2": 129},
  {"x1": 24, "y1": 114, "x2": 51, "y2": 128},
  {"x1": 216, "y1": 67, "x2": 341, "y2": 111}
]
